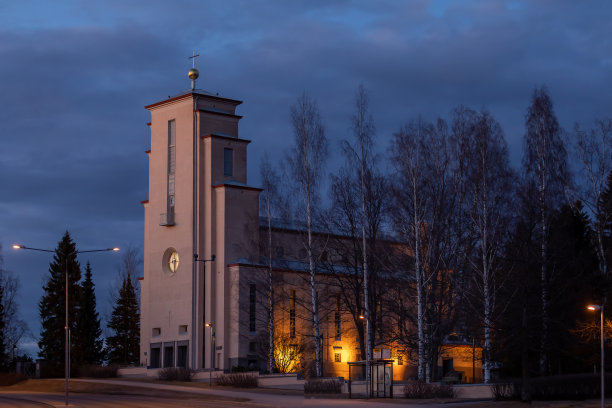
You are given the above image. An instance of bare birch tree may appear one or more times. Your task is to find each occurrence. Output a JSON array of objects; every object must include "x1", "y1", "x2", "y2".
[
  {"x1": 459, "y1": 110, "x2": 515, "y2": 383},
  {"x1": 286, "y1": 93, "x2": 328, "y2": 377},
  {"x1": 523, "y1": 86, "x2": 569, "y2": 375},
  {"x1": 573, "y1": 119, "x2": 612, "y2": 278},
  {"x1": 0, "y1": 245, "x2": 28, "y2": 357},
  {"x1": 259, "y1": 153, "x2": 284, "y2": 373},
  {"x1": 390, "y1": 118, "x2": 429, "y2": 380}
]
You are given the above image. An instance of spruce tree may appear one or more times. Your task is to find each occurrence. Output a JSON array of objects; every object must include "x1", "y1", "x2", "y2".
[
  {"x1": 76, "y1": 262, "x2": 103, "y2": 364},
  {"x1": 106, "y1": 275, "x2": 139, "y2": 365},
  {"x1": 39, "y1": 231, "x2": 82, "y2": 376}
]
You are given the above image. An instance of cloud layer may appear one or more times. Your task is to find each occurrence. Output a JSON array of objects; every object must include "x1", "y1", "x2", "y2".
[{"x1": 1, "y1": 0, "x2": 611, "y2": 356}]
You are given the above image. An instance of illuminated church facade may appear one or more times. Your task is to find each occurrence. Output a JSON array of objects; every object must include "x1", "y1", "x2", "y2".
[{"x1": 138, "y1": 79, "x2": 481, "y2": 382}]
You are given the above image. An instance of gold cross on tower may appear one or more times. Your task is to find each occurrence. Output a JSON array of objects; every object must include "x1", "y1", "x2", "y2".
[{"x1": 188, "y1": 50, "x2": 200, "y2": 90}]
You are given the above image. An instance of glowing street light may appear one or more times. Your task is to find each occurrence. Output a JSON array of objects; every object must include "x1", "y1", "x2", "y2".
[
  {"x1": 587, "y1": 304, "x2": 604, "y2": 408},
  {"x1": 13, "y1": 243, "x2": 118, "y2": 406}
]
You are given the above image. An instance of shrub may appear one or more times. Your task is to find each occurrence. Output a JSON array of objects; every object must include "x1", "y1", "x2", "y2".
[
  {"x1": 231, "y1": 365, "x2": 247, "y2": 373},
  {"x1": 403, "y1": 381, "x2": 455, "y2": 399},
  {"x1": 304, "y1": 378, "x2": 343, "y2": 394},
  {"x1": 216, "y1": 372, "x2": 258, "y2": 387},
  {"x1": 157, "y1": 367, "x2": 193, "y2": 381},
  {"x1": 491, "y1": 382, "x2": 521, "y2": 400},
  {"x1": 75, "y1": 365, "x2": 119, "y2": 378},
  {"x1": 0, "y1": 373, "x2": 28, "y2": 386}
]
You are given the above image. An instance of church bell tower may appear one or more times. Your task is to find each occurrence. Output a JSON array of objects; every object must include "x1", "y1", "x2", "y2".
[{"x1": 139, "y1": 58, "x2": 260, "y2": 371}]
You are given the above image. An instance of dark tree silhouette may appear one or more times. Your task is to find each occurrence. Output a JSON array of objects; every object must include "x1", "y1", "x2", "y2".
[
  {"x1": 76, "y1": 262, "x2": 103, "y2": 365},
  {"x1": 106, "y1": 274, "x2": 140, "y2": 365},
  {"x1": 522, "y1": 86, "x2": 569, "y2": 375},
  {"x1": 39, "y1": 231, "x2": 82, "y2": 376},
  {"x1": 0, "y1": 286, "x2": 8, "y2": 371}
]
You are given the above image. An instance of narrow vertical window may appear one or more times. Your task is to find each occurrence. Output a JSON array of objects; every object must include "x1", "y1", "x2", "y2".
[
  {"x1": 167, "y1": 120, "x2": 176, "y2": 214},
  {"x1": 334, "y1": 296, "x2": 341, "y2": 340},
  {"x1": 224, "y1": 148, "x2": 233, "y2": 176},
  {"x1": 249, "y1": 284, "x2": 256, "y2": 332},
  {"x1": 289, "y1": 289, "x2": 296, "y2": 338}
]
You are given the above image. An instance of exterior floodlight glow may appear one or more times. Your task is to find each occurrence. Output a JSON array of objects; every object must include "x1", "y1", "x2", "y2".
[{"x1": 587, "y1": 305, "x2": 601, "y2": 311}]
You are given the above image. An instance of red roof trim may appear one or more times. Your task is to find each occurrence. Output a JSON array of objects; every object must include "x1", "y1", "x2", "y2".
[
  {"x1": 201, "y1": 134, "x2": 251, "y2": 144},
  {"x1": 145, "y1": 149, "x2": 151, "y2": 154},
  {"x1": 140, "y1": 200, "x2": 149, "y2": 205},
  {"x1": 137, "y1": 276, "x2": 144, "y2": 281},
  {"x1": 146, "y1": 122, "x2": 151, "y2": 126}
]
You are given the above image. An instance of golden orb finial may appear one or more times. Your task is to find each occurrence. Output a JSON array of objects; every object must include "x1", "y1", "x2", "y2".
[{"x1": 188, "y1": 68, "x2": 199, "y2": 80}]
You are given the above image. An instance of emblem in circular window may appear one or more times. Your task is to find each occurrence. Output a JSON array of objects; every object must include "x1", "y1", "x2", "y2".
[
  {"x1": 163, "y1": 248, "x2": 179, "y2": 275},
  {"x1": 168, "y1": 251, "x2": 179, "y2": 273}
]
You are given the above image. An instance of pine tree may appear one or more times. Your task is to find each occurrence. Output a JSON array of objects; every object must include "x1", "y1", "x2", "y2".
[
  {"x1": 76, "y1": 262, "x2": 103, "y2": 365},
  {"x1": 106, "y1": 275, "x2": 139, "y2": 365},
  {"x1": 38, "y1": 231, "x2": 82, "y2": 376}
]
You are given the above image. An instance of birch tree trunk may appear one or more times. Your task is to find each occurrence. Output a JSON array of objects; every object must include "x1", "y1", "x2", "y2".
[
  {"x1": 259, "y1": 154, "x2": 282, "y2": 374},
  {"x1": 287, "y1": 93, "x2": 327, "y2": 377},
  {"x1": 523, "y1": 87, "x2": 568, "y2": 376}
]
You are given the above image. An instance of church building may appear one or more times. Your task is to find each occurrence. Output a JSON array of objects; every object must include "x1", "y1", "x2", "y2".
[{"x1": 138, "y1": 68, "x2": 482, "y2": 382}]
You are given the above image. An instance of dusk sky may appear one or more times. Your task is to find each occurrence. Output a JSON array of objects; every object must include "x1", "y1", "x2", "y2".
[{"x1": 1, "y1": 0, "x2": 611, "y2": 355}]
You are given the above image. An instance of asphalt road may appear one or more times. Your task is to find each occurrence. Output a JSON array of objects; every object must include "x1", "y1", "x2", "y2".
[{"x1": 19, "y1": 379, "x2": 611, "y2": 408}]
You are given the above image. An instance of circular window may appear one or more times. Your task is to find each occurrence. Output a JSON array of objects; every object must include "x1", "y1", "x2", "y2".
[{"x1": 162, "y1": 248, "x2": 179, "y2": 275}]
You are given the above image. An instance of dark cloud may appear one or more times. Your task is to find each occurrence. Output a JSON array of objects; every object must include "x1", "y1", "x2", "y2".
[{"x1": 1, "y1": 0, "x2": 611, "y2": 356}]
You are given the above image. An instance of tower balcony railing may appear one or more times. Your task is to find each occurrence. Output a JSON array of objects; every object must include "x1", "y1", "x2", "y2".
[{"x1": 160, "y1": 211, "x2": 175, "y2": 226}]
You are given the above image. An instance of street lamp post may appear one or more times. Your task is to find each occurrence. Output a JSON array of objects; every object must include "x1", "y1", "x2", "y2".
[
  {"x1": 588, "y1": 304, "x2": 605, "y2": 408},
  {"x1": 195, "y1": 253, "x2": 215, "y2": 372},
  {"x1": 359, "y1": 315, "x2": 370, "y2": 399},
  {"x1": 13, "y1": 244, "x2": 118, "y2": 407},
  {"x1": 204, "y1": 323, "x2": 214, "y2": 386}
]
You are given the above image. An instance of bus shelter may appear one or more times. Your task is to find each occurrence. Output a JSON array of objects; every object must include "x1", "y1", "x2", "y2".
[{"x1": 347, "y1": 359, "x2": 394, "y2": 398}]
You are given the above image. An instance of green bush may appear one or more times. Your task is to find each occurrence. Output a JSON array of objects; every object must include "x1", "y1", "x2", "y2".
[
  {"x1": 157, "y1": 367, "x2": 193, "y2": 381},
  {"x1": 75, "y1": 365, "x2": 119, "y2": 378},
  {"x1": 216, "y1": 372, "x2": 258, "y2": 387},
  {"x1": 403, "y1": 381, "x2": 455, "y2": 399},
  {"x1": 304, "y1": 378, "x2": 343, "y2": 394},
  {"x1": 0, "y1": 373, "x2": 28, "y2": 386}
]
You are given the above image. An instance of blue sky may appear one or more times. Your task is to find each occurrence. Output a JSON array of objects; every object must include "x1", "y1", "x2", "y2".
[{"x1": 1, "y1": 0, "x2": 611, "y2": 356}]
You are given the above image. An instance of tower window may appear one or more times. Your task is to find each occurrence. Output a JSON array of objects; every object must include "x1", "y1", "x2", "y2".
[
  {"x1": 249, "y1": 284, "x2": 256, "y2": 333},
  {"x1": 289, "y1": 289, "x2": 296, "y2": 338},
  {"x1": 167, "y1": 120, "x2": 176, "y2": 214},
  {"x1": 224, "y1": 148, "x2": 233, "y2": 176}
]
